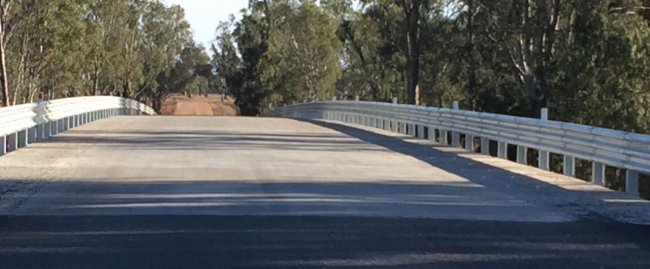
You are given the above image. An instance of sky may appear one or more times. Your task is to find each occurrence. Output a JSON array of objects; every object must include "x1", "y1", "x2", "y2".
[{"x1": 164, "y1": 0, "x2": 249, "y2": 51}]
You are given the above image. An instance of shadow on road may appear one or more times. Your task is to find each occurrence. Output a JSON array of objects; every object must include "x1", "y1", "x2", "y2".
[{"x1": 1, "y1": 214, "x2": 650, "y2": 269}]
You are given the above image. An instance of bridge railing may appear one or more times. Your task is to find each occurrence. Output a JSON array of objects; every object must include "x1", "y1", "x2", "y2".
[
  {"x1": 264, "y1": 100, "x2": 649, "y2": 197},
  {"x1": 1, "y1": 96, "x2": 156, "y2": 156}
]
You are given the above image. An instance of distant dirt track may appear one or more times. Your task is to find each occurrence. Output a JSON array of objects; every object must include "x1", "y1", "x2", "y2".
[{"x1": 160, "y1": 93, "x2": 239, "y2": 116}]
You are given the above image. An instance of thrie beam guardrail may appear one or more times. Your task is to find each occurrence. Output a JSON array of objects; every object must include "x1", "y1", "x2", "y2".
[
  {"x1": 0, "y1": 96, "x2": 156, "y2": 156},
  {"x1": 264, "y1": 99, "x2": 649, "y2": 197}
]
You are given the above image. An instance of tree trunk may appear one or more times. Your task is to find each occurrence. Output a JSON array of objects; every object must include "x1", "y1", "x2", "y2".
[
  {"x1": 465, "y1": 0, "x2": 478, "y2": 110},
  {"x1": 92, "y1": 66, "x2": 99, "y2": 95},
  {"x1": 152, "y1": 97, "x2": 162, "y2": 114},
  {"x1": 403, "y1": 0, "x2": 421, "y2": 105},
  {"x1": 0, "y1": 20, "x2": 9, "y2": 107}
]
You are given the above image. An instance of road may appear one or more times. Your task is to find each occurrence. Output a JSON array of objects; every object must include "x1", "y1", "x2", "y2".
[{"x1": 0, "y1": 116, "x2": 649, "y2": 268}]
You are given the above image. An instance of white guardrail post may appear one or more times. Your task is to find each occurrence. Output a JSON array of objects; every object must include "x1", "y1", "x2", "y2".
[
  {"x1": 1, "y1": 96, "x2": 156, "y2": 156},
  {"x1": 262, "y1": 98, "x2": 650, "y2": 198},
  {"x1": 538, "y1": 108, "x2": 550, "y2": 170},
  {"x1": 451, "y1": 101, "x2": 460, "y2": 147}
]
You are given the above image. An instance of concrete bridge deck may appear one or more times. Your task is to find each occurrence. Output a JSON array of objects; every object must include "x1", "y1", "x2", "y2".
[{"x1": 1, "y1": 116, "x2": 650, "y2": 268}]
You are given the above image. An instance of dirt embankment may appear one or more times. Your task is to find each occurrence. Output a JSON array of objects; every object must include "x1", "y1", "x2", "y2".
[{"x1": 160, "y1": 94, "x2": 240, "y2": 116}]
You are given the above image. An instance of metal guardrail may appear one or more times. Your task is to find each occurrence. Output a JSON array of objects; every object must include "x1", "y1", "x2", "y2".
[
  {"x1": 1, "y1": 96, "x2": 156, "y2": 156},
  {"x1": 264, "y1": 100, "x2": 648, "y2": 197}
]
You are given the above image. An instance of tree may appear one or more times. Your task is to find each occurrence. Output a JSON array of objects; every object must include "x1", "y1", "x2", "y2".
[{"x1": 0, "y1": 0, "x2": 36, "y2": 106}]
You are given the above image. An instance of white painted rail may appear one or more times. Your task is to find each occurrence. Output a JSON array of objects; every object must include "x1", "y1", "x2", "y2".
[
  {"x1": 1, "y1": 96, "x2": 155, "y2": 156},
  {"x1": 265, "y1": 100, "x2": 648, "y2": 197}
]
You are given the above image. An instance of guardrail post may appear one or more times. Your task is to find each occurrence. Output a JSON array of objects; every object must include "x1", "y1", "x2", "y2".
[
  {"x1": 31, "y1": 127, "x2": 38, "y2": 143},
  {"x1": 27, "y1": 127, "x2": 37, "y2": 143},
  {"x1": 480, "y1": 137, "x2": 489, "y2": 154},
  {"x1": 465, "y1": 135, "x2": 473, "y2": 150},
  {"x1": 626, "y1": 170, "x2": 639, "y2": 197},
  {"x1": 52, "y1": 121, "x2": 58, "y2": 135},
  {"x1": 36, "y1": 124, "x2": 44, "y2": 141},
  {"x1": 441, "y1": 130, "x2": 448, "y2": 145},
  {"x1": 516, "y1": 146, "x2": 527, "y2": 164},
  {"x1": 563, "y1": 155, "x2": 575, "y2": 177},
  {"x1": 1, "y1": 136, "x2": 6, "y2": 155},
  {"x1": 417, "y1": 125, "x2": 424, "y2": 139},
  {"x1": 451, "y1": 101, "x2": 460, "y2": 147},
  {"x1": 7, "y1": 133, "x2": 17, "y2": 152},
  {"x1": 497, "y1": 142, "x2": 507, "y2": 158},
  {"x1": 408, "y1": 124, "x2": 415, "y2": 136},
  {"x1": 44, "y1": 122, "x2": 51, "y2": 139},
  {"x1": 392, "y1": 97, "x2": 397, "y2": 104},
  {"x1": 538, "y1": 108, "x2": 550, "y2": 170},
  {"x1": 592, "y1": 162, "x2": 605, "y2": 185},
  {"x1": 18, "y1": 130, "x2": 27, "y2": 147},
  {"x1": 355, "y1": 95, "x2": 359, "y2": 101},
  {"x1": 428, "y1": 127, "x2": 435, "y2": 142}
]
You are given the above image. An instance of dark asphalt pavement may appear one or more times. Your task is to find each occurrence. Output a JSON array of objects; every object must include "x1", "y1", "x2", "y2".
[{"x1": 1, "y1": 215, "x2": 650, "y2": 269}]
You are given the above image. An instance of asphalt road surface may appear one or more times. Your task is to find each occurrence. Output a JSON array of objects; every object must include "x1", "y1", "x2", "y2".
[{"x1": 1, "y1": 116, "x2": 649, "y2": 269}]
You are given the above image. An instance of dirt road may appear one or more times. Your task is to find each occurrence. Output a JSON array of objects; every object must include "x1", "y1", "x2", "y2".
[{"x1": 160, "y1": 94, "x2": 239, "y2": 116}]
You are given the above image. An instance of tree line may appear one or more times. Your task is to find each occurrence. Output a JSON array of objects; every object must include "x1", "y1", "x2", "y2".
[
  {"x1": 0, "y1": 0, "x2": 213, "y2": 113},
  {"x1": 213, "y1": 0, "x2": 650, "y2": 197}
]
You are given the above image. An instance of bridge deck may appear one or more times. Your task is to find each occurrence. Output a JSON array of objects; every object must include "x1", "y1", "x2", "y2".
[{"x1": 1, "y1": 116, "x2": 650, "y2": 268}]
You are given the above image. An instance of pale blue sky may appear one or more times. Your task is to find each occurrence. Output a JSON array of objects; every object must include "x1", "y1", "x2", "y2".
[{"x1": 164, "y1": 0, "x2": 249, "y2": 50}]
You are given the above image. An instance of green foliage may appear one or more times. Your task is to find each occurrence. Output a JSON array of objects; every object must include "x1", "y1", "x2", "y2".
[
  {"x1": 213, "y1": 0, "x2": 343, "y2": 114},
  {"x1": 0, "y1": 0, "x2": 210, "y2": 111}
]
